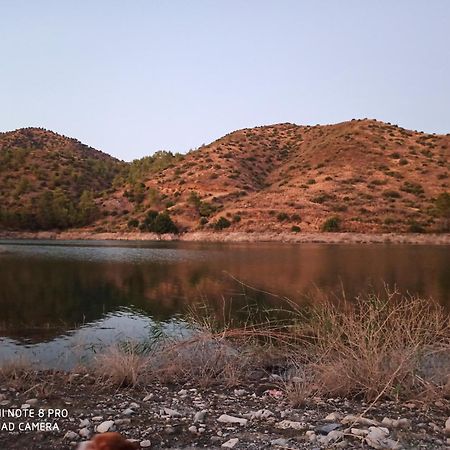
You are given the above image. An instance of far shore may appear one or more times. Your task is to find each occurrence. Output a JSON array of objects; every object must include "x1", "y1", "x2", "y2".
[{"x1": 0, "y1": 230, "x2": 449, "y2": 245}]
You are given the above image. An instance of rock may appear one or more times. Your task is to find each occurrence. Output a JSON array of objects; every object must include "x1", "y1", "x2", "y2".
[
  {"x1": 275, "y1": 420, "x2": 307, "y2": 430},
  {"x1": 21, "y1": 403, "x2": 31, "y2": 409},
  {"x1": 271, "y1": 438, "x2": 289, "y2": 446},
  {"x1": 316, "y1": 423, "x2": 342, "y2": 435},
  {"x1": 194, "y1": 409, "x2": 207, "y2": 423},
  {"x1": 64, "y1": 430, "x2": 79, "y2": 441},
  {"x1": 122, "y1": 408, "x2": 135, "y2": 416},
  {"x1": 92, "y1": 416, "x2": 103, "y2": 422},
  {"x1": 79, "y1": 427, "x2": 91, "y2": 439},
  {"x1": 325, "y1": 412, "x2": 342, "y2": 422},
  {"x1": 305, "y1": 430, "x2": 316, "y2": 442},
  {"x1": 79, "y1": 418, "x2": 91, "y2": 428},
  {"x1": 96, "y1": 420, "x2": 115, "y2": 433},
  {"x1": 365, "y1": 426, "x2": 402, "y2": 449},
  {"x1": 143, "y1": 394, "x2": 153, "y2": 401},
  {"x1": 382, "y1": 417, "x2": 410, "y2": 429},
  {"x1": 342, "y1": 414, "x2": 379, "y2": 426},
  {"x1": 188, "y1": 425, "x2": 197, "y2": 433},
  {"x1": 114, "y1": 418, "x2": 131, "y2": 426},
  {"x1": 351, "y1": 428, "x2": 369, "y2": 436},
  {"x1": 318, "y1": 430, "x2": 344, "y2": 445},
  {"x1": 234, "y1": 389, "x2": 246, "y2": 396},
  {"x1": 129, "y1": 402, "x2": 140, "y2": 409},
  {"x1": 445, "y1": 417, "x2": 450, "y2": 436},
  {"x1": 162, "y1": 407, "x2": 181, "y2": 418},
  {"x1": 25, "y1": 398, "x2": 38, "y2": 406},
  {"x1": 245, "y1": 409, "x2": 274, "y2": 420},
  {"x1": 222, "y1": 438, "x2": 239, "y2": 448},
  {"x1": 217, "y1": 414, "x2": 248, "y2": 426},
  {"x1": 140, "y1": 440, "x2": 151, "y2": 448}
]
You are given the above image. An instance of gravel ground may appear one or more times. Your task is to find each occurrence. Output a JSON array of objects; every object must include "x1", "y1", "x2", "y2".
[{"x1": 0, "y1": 372, "x2": 449, "y2": 449}]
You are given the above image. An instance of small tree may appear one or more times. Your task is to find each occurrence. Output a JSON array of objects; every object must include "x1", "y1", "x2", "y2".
[
  {"x1": 435, "y1": 192, "x2": 450, "y2": 231},
  {"x1": 322, "y1": 216, "x2": 341, "y2": 232}
]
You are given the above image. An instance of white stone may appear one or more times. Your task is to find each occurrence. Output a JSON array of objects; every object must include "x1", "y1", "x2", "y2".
[
  {"x1": 217, "y1": 414, "x2": 248, "y2": 426},
  {"x1": 275, "y1": 420, "x2": 307, "y2": 430},
  {"x1": 79, "y1": 418, "x2": 91, "y2": 428},
  {"x1": 79, "y1": 427, "x2": 91, "y2": 439},
  {"x1": 25, "y1": 398, "x2": 38, "y2": 406},
  {"x1": 96, "y1": 420, "x2": 115, "y2": 433},
  {"x1": 365, "y1": 426, "x2": 402, "y2": 450},
  {"x1": 188, "y1": 425, "x2": 197, "y2": 433},
  {"x1": 222, "y1": 438, "x2": 239, "y2": 448},
  {"x1": 194, "y1": 409, "x2": 207, "y2": 423},
  {"x1": 129, "y1": 402, "x2": 140, "y2": 409},
  {"x1": 143, "y1": 394, "x2": 153, "y2": 401},
  {"x1": 162, "y1": 407, "x2": 181, "y2": 418},
  {"x1": 445, "y1": 417, "x2": 450, "y2": 435},
  {"x1": 325, "y1": 412, "x2": 342, "y2": 422},
  {"x1": 140, "y1": 440, "x2": 151, "y2": 448}
]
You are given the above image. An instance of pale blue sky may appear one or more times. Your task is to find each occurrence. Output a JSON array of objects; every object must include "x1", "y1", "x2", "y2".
[{"x1": 1, "y1": 0, "x2": 449, "y2": 161}]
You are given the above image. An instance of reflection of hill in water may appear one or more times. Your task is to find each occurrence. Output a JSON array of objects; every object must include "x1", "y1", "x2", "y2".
[{"x1": 0, "y1": 243, "x2": 449, "y2": 344}]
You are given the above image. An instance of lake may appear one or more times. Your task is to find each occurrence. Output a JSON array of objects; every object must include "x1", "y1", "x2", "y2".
[{"x1": 0, "y1": 240, "x2": 449, "y2": 368}]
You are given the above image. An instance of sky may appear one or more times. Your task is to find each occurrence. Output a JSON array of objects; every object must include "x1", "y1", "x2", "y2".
[{"x1": 0, "y1": 1, "x2": 449, "y2": 161}]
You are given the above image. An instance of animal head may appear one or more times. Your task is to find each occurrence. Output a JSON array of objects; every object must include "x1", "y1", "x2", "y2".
[{"x1": 77, "y1": 433, "x2": 138, "y2": 450}]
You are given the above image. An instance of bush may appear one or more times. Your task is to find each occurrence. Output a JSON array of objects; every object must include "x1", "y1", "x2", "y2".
[
  {"x1": 214, "y1": 217, "x2": 231, "y2": 230},
  {"x1": 322, "y1": 216, "x2": 341, "y2": 232},
  {"x1": 291, "y1": 225, "x2": 301, "y2": 232},
  {"x1": 127, "y1": 219, "x2": 139, "y2": 228},
  {"x1": 276, "y1": 212, "x2": 289, "y2": 222},
  {"x1": 382, "y1": 190, "x2": 401, "y2": 199},
  {"x1": 139, "y1": 210, "x2": 178, "y2": 234},
  {"x1": 408, "y1": 221, "x2": 425, "y2": 233}
]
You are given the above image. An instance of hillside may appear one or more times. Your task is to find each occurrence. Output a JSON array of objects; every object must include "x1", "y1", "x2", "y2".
[
  {"x1": 0, "y1": 120, "x2": 449, "y2": 234},
  {"x1": 105, "y1": 119, "x2": 449, "y2": 233},
  {"x1": 0, "y1": 127, "x2": 125, "y2": 229}
]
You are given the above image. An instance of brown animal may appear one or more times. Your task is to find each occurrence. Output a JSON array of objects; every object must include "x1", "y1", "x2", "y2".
[{"x1": 77, "y1": 433, "x2": 138, "y2": 450}]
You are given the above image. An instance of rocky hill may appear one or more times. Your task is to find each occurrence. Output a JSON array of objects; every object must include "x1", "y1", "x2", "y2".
[
  {"x1": 0, "y1": 127, "x2": 124, "y2": 229},
  {"x1": 107, "y1": 119, "x2": 449, "y2": 233},
  {"x1": 0, "y1": 120, "x2": 449, "y2": 233}
]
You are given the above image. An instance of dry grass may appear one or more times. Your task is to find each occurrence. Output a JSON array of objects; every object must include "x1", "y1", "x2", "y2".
[{"x1": 285, "y1": 288, "x2": 450, "y2": 401}]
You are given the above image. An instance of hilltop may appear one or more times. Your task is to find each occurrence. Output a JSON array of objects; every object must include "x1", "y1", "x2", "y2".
[{"x1": 0, "y1": 120, "x2": 449, "y2": 234}]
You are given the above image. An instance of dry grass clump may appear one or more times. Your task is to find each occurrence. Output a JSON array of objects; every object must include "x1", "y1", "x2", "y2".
[
  {"x1": 93, "y1": 345, "x2": 150, "y2": 387},
  {"x1": 287, "y1": 289, "x2": 450, "y2": 401}
]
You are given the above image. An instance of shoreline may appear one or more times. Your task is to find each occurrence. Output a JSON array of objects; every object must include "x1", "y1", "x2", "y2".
[{"x1": 0, "y1": 230, "x2": 450, "y2": 245}]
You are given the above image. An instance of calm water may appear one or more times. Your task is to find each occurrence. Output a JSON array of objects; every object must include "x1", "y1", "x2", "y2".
[{"x1": 0, "y1": 240, "x2": 449, "y2": 368}]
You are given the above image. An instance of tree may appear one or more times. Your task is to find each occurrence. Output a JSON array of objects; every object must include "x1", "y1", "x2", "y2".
[
  {"x1": 435, "y1": 192, "x2": 450, "y2": 231},
  {"x1": 77, "y1": 190, "x2": 98, "y2": 226}
]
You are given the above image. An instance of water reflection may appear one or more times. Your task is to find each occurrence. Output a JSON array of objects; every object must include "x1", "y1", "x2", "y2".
[{"x1": 0, "y1": 240, "x2": 449, "y2": 367}]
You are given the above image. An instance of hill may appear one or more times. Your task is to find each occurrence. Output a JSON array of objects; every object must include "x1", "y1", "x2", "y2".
[
  {"x1": 106, "y1": 119, "x2": 449, "y2": 233},
  {"x1": 0, "y1": 127, "x2": 125, "y2": 230},
  {"x1": 0, "y1": 120, "x2": 449, "y2": 234}
]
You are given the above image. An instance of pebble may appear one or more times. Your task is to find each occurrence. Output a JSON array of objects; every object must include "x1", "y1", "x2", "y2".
[
  {"x1": 271, "y1": 438, "x2": 289, "y2": 446},
  {"x1": 79, "y1": 427, "x2": 91, "y2": 439},
  {"x1": 64, "y1": 430, "x2": 79, "y2": 441},
  {"x1": 365, "y1": 426, "x2": 402, "y2": 450},
  {"x1": 324, "y1": 412, "x2": 341, "y2": 422},
  {"x1": 217, "y1": 414, "x2": 248, "y2": 426},
  {"x1": 140, "y1": 440, "x2": 151, "y2": 448},
  {"x1": 96, "y1": 420, "x2": 115, "y2": 433},
  {"x1": 194, "y1": 409, "x2": 207, "y2": 423},
  {"x1": 162, "y1": 408, "x2": 181, "y2": 418},
  {"x1": 275, "y1": 420, "x2": 307, "y2": 430},
  {"x1": 445, "y1": 417, "x2": 450, "y2": 436},
  {"x1": 25, "y1": 398, "x2": 38, "y2": 406},
  {"x1": 222, "y1": 438, "x2": 239, "y2": 448},
  {"x1": 79, "y1": 418, "x2": 91, "y2": 428},
  {"x1": 316, "y1": 422, "x2": 342, "y2": 435},
  {"x1": 188, "y1": 425, "x2": 197, "y2": 433}
]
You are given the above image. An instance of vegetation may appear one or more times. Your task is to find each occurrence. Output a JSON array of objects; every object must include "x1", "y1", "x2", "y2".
[
  {"x1": 139, "y1": 210, "x2": 178, "y2": 234},
  {"x1": 434, "y1": 192, "x2": 450, "y2": 231},
  {"x1": 213, "y1": 217, "x2": 231, "y2": 230},
  {"x1": 322, "y1": 216, "x2": 341, "y2": 232}
]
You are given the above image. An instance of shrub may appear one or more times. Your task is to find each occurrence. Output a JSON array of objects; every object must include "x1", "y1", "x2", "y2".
[
  {"x1": 127, "y1": 219, "x2": 139, "y2": 228},
  {"x1": 291, "y1": 225, "x2": 301, "y2": 232},
  {"x1": 276, "y1": 212, "x2": 289, "y2": 222},
  {"x1": 322, "y1": 216, "x2": 341, "y2": 232},
  {"x1": 382, "y1": 190, "x2": 401, "y2": 199},
  {"x1": 232, "y1": 214, "x2": 241, "y2": 223},
  {"x1": 401, "y1": 182, "x2": 424, "y2": 196},
  {"x1": 408, "y1": 221, "x2": 425, "y2": 233},
  {"x1": 140, "y1": 210, "x2": 178, "y2": 234},
  {"x1": 214, "y1": 217, "x2": 231, "y2": 230}
]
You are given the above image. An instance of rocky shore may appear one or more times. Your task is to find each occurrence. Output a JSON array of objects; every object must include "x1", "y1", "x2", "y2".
[
  {"x1": 0, "y1": 372, "x2": 449, "y2": 449},
  {"x1": 0, "y1": 231, "x2": 450, "y2": 245}
]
